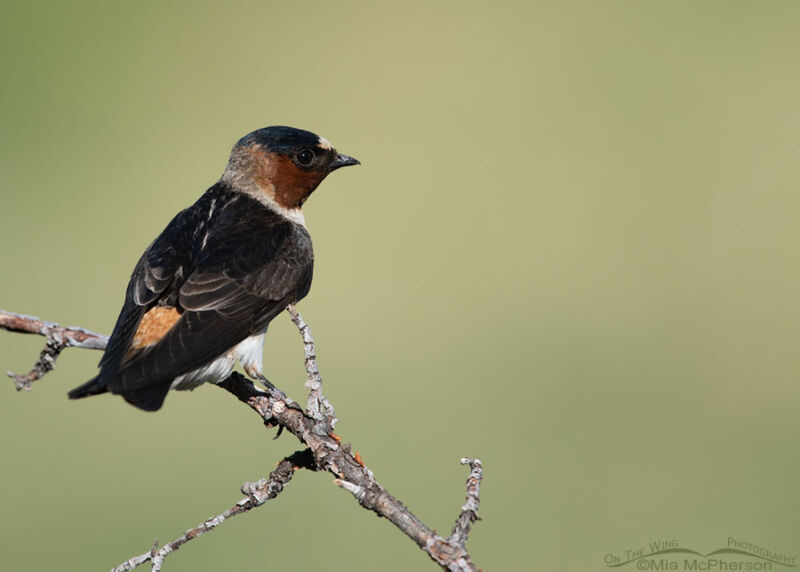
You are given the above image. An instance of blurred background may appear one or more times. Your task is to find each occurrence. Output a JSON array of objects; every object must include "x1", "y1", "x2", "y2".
[{"x1": 2, "y1": 1, "x2": 800, "y2": 570}]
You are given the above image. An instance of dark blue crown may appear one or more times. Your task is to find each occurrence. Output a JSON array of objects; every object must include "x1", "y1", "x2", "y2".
[{"x1": 236, "y1": 126, "x2": 324, "y2": 154}]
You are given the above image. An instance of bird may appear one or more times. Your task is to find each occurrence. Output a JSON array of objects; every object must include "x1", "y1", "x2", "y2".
[{"x1": 67, "y1": 126, "x2": 359, "y2": 411}]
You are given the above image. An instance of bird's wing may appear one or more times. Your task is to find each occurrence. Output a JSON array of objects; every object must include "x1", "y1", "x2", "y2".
[
  {"x1": 95, "y1": 204, "x2": 200, "y2": 380},
  {"x1": 104, "y1": 199, "x2": 313, "y2": 408}
]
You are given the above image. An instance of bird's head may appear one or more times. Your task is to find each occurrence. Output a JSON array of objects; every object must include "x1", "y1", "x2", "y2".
[{"x1": 222, "y1": 126, "x2": 359, "y2": 211}]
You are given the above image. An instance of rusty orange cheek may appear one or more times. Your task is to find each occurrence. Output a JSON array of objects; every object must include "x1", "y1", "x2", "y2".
[
  {"x1": 131, "y1": 307, "x2": 181, "y2": 349},
  {"x1": 252, "y1": 149, "x2": 326, "y2": 208}
]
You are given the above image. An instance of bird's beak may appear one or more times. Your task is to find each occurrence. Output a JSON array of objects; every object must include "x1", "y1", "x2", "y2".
[{"x1": 329, "y1": 153, "x2": 360, "y2": 171}]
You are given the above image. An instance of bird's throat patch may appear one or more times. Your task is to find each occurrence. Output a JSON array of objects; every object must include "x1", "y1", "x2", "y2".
[{"x1": 131, "y1": 307, "x2": 181, "y2": 349}]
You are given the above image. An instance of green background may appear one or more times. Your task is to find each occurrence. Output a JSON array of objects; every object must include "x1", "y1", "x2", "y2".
[{"x1": 2, "y1": 1, "x2": 799, "y2": 570}]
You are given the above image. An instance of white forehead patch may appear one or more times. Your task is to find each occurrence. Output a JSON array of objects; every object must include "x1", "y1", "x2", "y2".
[{"x1": 317, "y1": 136, "x2": 333, "y2": 150}]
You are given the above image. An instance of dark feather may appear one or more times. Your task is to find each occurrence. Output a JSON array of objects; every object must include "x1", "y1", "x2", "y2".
[
  {"x1": 70, "y1": 183, "x2": 314, "y2": 409},
  {"x1": 67, "y1": 375, "x2": 107, "y2": 399}
]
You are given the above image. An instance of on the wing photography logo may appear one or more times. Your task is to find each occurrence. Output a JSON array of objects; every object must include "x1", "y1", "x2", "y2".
[{"x1": 604, "y1": 537, "x2": 795, "y2": 570}]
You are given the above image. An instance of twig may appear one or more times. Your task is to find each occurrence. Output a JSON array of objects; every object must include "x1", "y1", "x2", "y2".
[
  {"x1": 111, "y1": 449, "x2": 315, "y2": 572},
  {"x1": 0, "y1": 310, "x2": 107, "y2": 390},
  {"x1": 285, "y1": 304, "x2": 336, "y2": 425},
  {"x1": 449, "y1": 458, "x2": 483, "y2": 548},
  {"x1": 1, "y1": 308, "x2": 484, "y2": 570}
]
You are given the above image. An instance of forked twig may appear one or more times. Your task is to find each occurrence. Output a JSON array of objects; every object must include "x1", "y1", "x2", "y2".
[{"x1": 0, "y1": 311, "x2": 106, "y2": 390}]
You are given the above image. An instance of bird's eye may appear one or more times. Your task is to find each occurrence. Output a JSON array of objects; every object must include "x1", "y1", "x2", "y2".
[{"x1": 296, "y1": 148, "x2": 315, "y2": 166}]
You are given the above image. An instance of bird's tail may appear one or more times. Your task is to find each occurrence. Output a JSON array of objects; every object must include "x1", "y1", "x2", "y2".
[
  {"x1": 68, "y1": 373, "x2": 170, "y2": 411},
  {"x1": 120, "y1": 384, "x2": 171, "y2": 412},
  {"x1": 67, "y1": 375, "x2": 107, "y2": 399}
]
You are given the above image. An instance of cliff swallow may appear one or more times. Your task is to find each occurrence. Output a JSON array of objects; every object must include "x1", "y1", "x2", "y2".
[{"x1": 68, "y1": 126, "x2": 359, "y2": 411}]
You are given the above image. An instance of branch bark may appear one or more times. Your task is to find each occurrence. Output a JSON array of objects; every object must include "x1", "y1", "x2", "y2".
[
  {"x1": 1, "y1": 308, "x2": 483, "y2": 571},
  {"x1": 0, "y1": 311, "x2": 106, "y2": 389}
]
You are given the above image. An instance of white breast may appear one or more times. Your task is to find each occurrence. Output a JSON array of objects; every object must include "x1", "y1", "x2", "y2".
[{"x1": 170, "y1": 328, "x2": 267, "y2": 391}]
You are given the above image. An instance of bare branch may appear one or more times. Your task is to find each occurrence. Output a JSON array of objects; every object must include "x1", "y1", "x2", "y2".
[
  {"x1": 285, "y1": 304, "x2": 336, "y2": 425},
  {"x1": 215, "y1": 371, "x2": 480, "y2": 570},
  {"x1": 449, "y1": 458, "x2": 483, "y2": 548},
  {"x1": 0, "y1": 309, "x2": 107, "y2": 390},
  {"x1": 1, "y1": 308, "x2": 484, "y2": 570}
]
